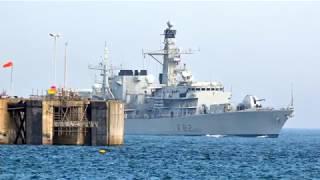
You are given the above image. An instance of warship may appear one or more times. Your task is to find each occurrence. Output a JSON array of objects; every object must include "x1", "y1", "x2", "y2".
[{"x1": 84, "y1": 21, "x2": 294, "y2": 137}]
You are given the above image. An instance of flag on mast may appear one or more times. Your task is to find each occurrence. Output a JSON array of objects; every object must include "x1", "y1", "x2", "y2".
[
  {"x1": 2, "y1": 60, "x2": 14, "y2": 95},
  {"x1": 2, "y1": 61, "x2": 13, "y2": 68}
]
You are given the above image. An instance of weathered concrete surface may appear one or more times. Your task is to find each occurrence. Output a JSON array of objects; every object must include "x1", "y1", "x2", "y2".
[
  {"x1": 0, "y1": 99, "x2": 10, "y2": 144},
  {"x1": 42, "y1": 100, "x2": 54, "y2": 145},
  {"x1": 90, "y1": 101, "x2": 107, "y2": 146},
  {"x1": 0, "y1": 98, "x2": 124, "y2": 146},
  {"x1": 0, "y1": 99, "x2": 21, "y2": 144},
  {"x1": 25, "y1": 100, "x2": 42, "y2": 145},
  {"x1": 107, "y1": 100, "x2": 124, "y2": 145}
]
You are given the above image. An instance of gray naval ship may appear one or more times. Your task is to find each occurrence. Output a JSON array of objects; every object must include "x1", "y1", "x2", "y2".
[{"x1": 85, "y1": 22, "x2": 294, "y2": 137}]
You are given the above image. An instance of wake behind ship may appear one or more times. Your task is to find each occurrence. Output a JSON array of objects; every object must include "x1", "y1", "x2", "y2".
[{"x1": 83, "y1": 21, "x2": 294, "y2": 137}]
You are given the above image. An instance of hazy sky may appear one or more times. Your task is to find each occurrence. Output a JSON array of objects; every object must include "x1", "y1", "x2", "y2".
[{"x1": 0, "y1": 1, "x2": 319, "y2": 128}]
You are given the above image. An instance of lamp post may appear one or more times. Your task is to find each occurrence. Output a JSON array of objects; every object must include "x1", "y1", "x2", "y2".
[
  {"x1": 49, "y1": 33, "x2": 61, "y2": 86},
  {"x1": 64, "y1": 42, "x2": 68, "y2": 89}
]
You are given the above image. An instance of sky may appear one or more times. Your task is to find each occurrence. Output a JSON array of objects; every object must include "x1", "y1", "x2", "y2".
[{"x1": 0, "y1": 1, "x2": 319, "y2": 128}]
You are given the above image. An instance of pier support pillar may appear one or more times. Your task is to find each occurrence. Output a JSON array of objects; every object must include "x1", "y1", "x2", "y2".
[
  {"x1": 0, "y1": 99, "x2": 13, "y2": 144},
  {"x1": 107, "y1": 101, "x2": 124, "y2": 145},
  {"x1": 25, "y1": 100, "x2": 42, "y2": 145},
  {"x1": 42, "y1": 100, "x2": 54, "y2": 145},
  {"x1": 0, "y1": 99, "x2": 9, "y2": 144},
  {"x1": 0, "y1": 99, "x2": 22, "y2": 144},
  {"x1": 90, "y1": 101, "x2": 107, "y2": 146}
]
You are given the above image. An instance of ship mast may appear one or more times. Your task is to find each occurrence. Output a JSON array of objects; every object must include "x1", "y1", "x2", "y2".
[
  {"x1": 162, "y1": 21, "x2": 178, "y2": 85},
  {"x1": 102, "y1": 42, "x2": 108, "y2": 98},
  {"x1": 89, "y1": 42, "x2": 114, "y2": 100},
  {"x1": 144, "y1": 21, "x2": 194, "y2": 86}
]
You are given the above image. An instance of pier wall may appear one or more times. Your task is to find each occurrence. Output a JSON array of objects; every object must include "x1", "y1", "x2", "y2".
[
  {"x1": 26, "y1": 100, "x2": 42, "y2": 144},
  {"x1": 0, "y1": 99, "x2": 22, "y2": 144},
  {"x1": 90, "y1": 101, "x2": 125, "y2": 145},
  {"x1": 0, "y1": 99, "x2": 11, "y2": 144},
  {"x1": 0, "y1": 98, "x2": 124, "y2": 146}
]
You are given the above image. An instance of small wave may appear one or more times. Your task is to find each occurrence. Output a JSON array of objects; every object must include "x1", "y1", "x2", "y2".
[
  {"x1": 256, "y1": 135, "x2": 268, "y2": 138},
  {"x1": 206, "y1": 134, "x2": 225, "y2": 138}
]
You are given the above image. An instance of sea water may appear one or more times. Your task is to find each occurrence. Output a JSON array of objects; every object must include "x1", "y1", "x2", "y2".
[{"x1": 0, "y1": 129, "x2": 319, "y2": 179}]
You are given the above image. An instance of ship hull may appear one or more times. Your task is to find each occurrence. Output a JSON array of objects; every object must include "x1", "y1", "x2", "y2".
[{"x1": 125, "y1": 109, "x2": 293, "y2": 137}]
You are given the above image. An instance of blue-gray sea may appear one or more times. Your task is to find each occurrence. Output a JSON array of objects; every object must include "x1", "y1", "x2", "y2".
[{"x1": 0, "y1": 129, "x2": 319, "y2": 179}]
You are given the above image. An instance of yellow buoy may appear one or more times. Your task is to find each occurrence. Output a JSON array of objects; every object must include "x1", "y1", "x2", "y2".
[{"x1": 99, "y1": 149, "x2": 107, "y2": 154}]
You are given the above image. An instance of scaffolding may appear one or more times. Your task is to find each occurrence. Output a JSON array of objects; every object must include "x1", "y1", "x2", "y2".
[{"x1": 51, "y1": 98, "x2": 90, "y2": 136}]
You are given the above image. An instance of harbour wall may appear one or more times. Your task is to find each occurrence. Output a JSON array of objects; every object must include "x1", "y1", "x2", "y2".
[{"x1": 0, "y1": 98, "x2": 124, "y2": 146}]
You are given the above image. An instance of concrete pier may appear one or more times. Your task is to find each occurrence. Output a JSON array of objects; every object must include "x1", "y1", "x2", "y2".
[
  {"x1": 90, "y1": 101, "x2": 124, "y2": 146},
  {"x1": 0, "y1": 98, "x2": 21, "y2": 144},
  {"x1": 0, "y1": 99, "x2": 11, "y2": 144},
  {"x1": 107, "y1": 101, "x2": 124, "y2": 145},
  {"x1": 0, "y1": 98, "x2": 124, "y2": 146}
]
